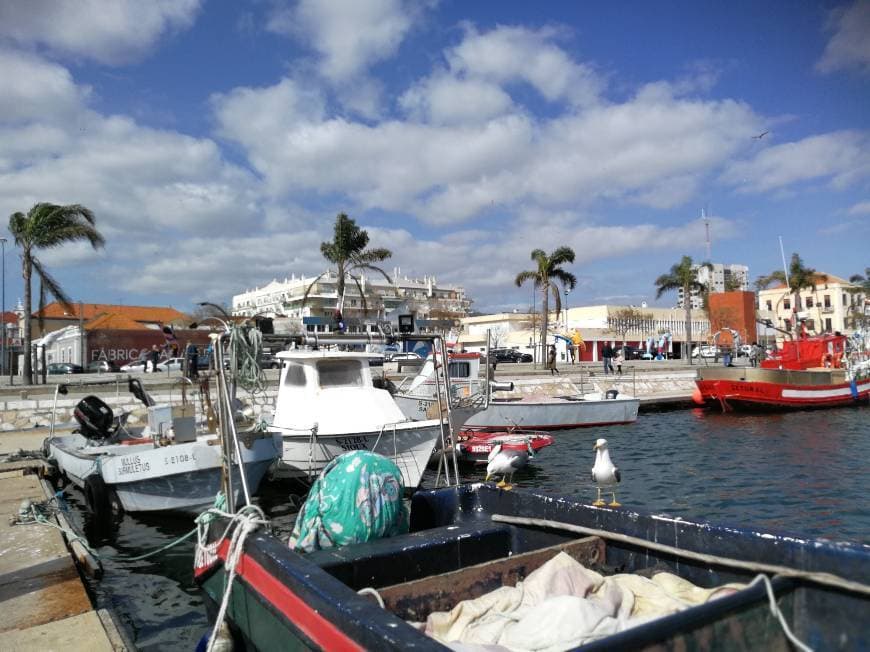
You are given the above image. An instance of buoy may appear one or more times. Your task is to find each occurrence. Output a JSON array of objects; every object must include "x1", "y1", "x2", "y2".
[{"x1": 691, "y1": 387, "x2": 705, "y2": 405}]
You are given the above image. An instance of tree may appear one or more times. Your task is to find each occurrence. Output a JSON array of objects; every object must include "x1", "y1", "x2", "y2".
[
  {"x1": 755, "y1": 253, "x2": 826, "y2": 337},
  {"x1": 607, "y1": 307, "x2": 653, "y2": 352},
  {"x1": 654, "y1": 256, "x2": 709, "y2": 365},
  {"x1": 302, "y1": 213, "x2": 392, "y2": 322},
  {"x1": 8, "y1": 203, "x2": 105, "y2": 384},
  {"x1": 846, "y1": 268, "x2": 869, "y2": 331},
  {"x1": 515, "y1": 247, "x2": 577, "y2": 364}
]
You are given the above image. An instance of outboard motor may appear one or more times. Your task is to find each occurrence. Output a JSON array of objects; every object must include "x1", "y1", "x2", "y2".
[
  {"x1": 74, "y1": 396, "x2": 115, "y2": 439},
  {"x1": 605, "y1": 389, "x2": 619, "y2": 400}
]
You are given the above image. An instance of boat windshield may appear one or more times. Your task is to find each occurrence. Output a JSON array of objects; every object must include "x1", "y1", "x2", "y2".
[{"x1": 317, "y1": 359, "x2": 364, "y2": 388}]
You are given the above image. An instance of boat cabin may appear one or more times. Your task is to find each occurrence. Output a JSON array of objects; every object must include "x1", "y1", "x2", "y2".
[
  {"x1": 762, "y1": 332, "x2": 847, "y2": 371},
  {"x1": 271, "y1": 351, "x2": 411, "y2": 435}
]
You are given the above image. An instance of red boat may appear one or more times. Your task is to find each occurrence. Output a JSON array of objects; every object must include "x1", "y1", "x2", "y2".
[
  {"x1": 695, "y1": 331, "x2": 869, "y2": 411},
  {"x1": 453, "y1": 428, "x2": 554, "y2": 465}
]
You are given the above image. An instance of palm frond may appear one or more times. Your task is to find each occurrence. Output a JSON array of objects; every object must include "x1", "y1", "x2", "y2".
[
  {"x1": 549, "y1": 282, "x2": 562, "y2": 314},
  {"x1": 301, "y1": 272, "x2": 328, "y2": 307},
  {"x1": 551, "y1": 270, "x2": 577, "y2": 291},
  {"x1": 31, "y1": 257, "x2": 74, "y2": 312},
  {"x1": 548, "y1": 246, "x2": 576, "y2": 266},
  {"x1": 515, "y1": 270, "x2": 541, "y2": 288}
]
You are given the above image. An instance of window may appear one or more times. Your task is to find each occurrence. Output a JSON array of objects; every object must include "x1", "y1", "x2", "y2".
[
  {"x1": 824, "y1": 295, "x2": 831, "y2": 308},
  {"x1": 317, "y1": 360, "x2": 364, "y2": 388},
  {"x1": 843, "y1": 293, "x2": 848, "y2": 306},
  {"x1": 825, "y1": 318, "x2": 832, "y2": 332},
  {"x1": 283, "y1": 363, "x2": 306, "y2": 386},
  {"x1": 784, "y1": 319, "x2": 792, "y2": 330},
  {"x1": 784, "y1": 299, "x2": 791, "y2": 310},
  {"x1": 806, "y1": 297, "x2": 813, "y2": 308},
  {"x1": 448, "y1": 361, "x2": 471, "y2": 379},
  {"x1": 766, "y1": 300, "x2": 772, "y2": 311}
]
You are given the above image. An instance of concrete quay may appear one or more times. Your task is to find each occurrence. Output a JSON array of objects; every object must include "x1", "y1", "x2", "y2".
[{"x1": 0, "y1": 459, "x2": 128, "y2": 650}]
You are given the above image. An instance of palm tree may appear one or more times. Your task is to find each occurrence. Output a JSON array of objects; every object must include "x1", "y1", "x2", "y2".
[
  {"x1": 303, "y1": 213, "x2": 392, "y2": 328},
  {"x1": 846, "y1": 268, "x2": 869, "y2": 331},
  {"x1": 8, "y1": 203, "x2": 105, "y2": 383},
  {"x1": 654, "y1": 256, "x2": 709, "y2": 365},
  {"x1": 755, "y1": 254, "x2": 826, "y2": 337},
  {"x1": 515, "y1": 247, "x2": 577, "y2": 364}
]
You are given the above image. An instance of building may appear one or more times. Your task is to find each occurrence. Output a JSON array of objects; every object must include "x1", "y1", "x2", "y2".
[
  {"x1": 1, "y1": 308, "x2": 22, "y2": 374},
  {"x1": 27, "y1": 302, "x2": 191, "y2": 340},
  {"x1": 678, "y1": 263, "x2": 750, "y2": 309},
  {"x1": 757, "y1": 273, "x2": 863, "y2": 335},
  {"x1": 707, "y1": 292, "x2": 756, "y2": 347},
  {"x1": 459, "y1": 305, "x2": 710, "y2": 363},
  {"x1": 232, "y1": 268, "x2": 471, "y2": 334}
]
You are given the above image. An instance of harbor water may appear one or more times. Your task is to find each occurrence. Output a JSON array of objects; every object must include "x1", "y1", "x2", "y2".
[{"x1": 66, "y1": 405, "x2": 868, "y2": 650}]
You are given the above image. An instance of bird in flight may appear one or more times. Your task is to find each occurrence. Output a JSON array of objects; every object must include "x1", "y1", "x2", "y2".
[{"x1": 752, "y1": 131, "x2": 769, "y2": 140}]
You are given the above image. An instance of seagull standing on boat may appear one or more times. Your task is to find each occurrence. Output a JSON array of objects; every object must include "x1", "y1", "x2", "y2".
[
  {"x1": 591, "y1": 438, "x2": 621, "y2": 507},
  {"x1": 485, "y1": 442, "x2": 532, "y2": 490}
]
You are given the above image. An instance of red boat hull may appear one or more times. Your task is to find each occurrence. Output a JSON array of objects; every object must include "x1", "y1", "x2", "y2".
[
  {"x1": 695, "y1": 376, "x2": 870, "y2": 411},
  {"x1": 453, "y1": 430, "x2": 554, "y2": 465}
]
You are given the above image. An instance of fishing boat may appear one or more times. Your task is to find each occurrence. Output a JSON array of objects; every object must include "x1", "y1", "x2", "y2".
[
  {"x1": 453, "y1": 427, "x2": 554, "y2": 465},
  {"x1": 45, "y1": 378, "x2": 281, "y2": 515},
  {"x1": 395, "y1": 352, "x2": 640, "y2": 430},
  {"x1": 695, "y1": 331, "x2": 870, "y2": 411},
  {"x1": 269, "y1": 349, "x2": 446, "y2": 489},
  {"x1": 194, "y1": 481, "x2": 870, "y2": 651}
]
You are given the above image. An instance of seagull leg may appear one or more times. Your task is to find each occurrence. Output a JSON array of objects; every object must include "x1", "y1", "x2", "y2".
[
  {"x1": 608, "y1": 492, "x2": 621, "y2": 508},
  {"x1": 503, "y1": 472, "x2": 514, "y2": 491},
  {"x1": 496, "y1": 478, "x2": 506, "y2": 488},
  {"x1": 592, "y1": 487, "x2": 605, "y2": 507}
]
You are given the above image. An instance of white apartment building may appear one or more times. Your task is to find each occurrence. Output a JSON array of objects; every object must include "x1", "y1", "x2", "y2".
[
  {"x1": 232, "y1": 268, "x2": 471, "y2": 333},
  {"x1": 678, "y1": 263, "x2": 750, "y2": 309},
  {"x1": 757, "y1": 273, "x2": 863, "y2": 335}
]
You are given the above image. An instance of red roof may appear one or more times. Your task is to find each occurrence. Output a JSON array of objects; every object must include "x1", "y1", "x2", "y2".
[{"x1": 35, "y1": 302, "x2": 188, "y2": 325}]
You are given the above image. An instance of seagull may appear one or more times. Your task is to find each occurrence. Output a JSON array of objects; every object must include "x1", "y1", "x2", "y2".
[
  {"x1": 591, "y1": 438, "x2": 621, "y2": 507},
  {"x1": 752, "y1": 131, "x2": 769, "y2": 140},
  {"x1": 485, "y1": 442, "x2": 533, "y2": 490}
]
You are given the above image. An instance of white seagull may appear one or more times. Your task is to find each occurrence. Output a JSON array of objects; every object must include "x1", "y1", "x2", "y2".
[
  {"x1": 485, "y1": 442, "x2": 533, "y2": 490},
  {"x1": 591, "y1": 438, "x2": 621, "y2": 507}
]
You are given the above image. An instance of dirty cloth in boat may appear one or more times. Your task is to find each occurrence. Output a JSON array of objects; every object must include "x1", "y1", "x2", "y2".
[
  {"x1": 424, "y1": 552, "x2": 743, "y2": 651},
  {"x1": 289, "y1": 450, "x2": 409, "y2": 553}
]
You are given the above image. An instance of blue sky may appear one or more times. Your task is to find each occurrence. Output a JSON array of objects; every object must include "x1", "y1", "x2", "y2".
[{"x1": 0, "y1": 0, "x2": 868, "y2": 316}]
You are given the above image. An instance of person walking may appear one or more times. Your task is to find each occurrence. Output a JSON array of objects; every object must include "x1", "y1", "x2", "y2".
[
  {"x1": 614, "y1": 350, "x2": 624, "y2": 375},
  {"x1": 548, "y1": 344, "x2": 559, "y2": 375},
  {"x1": 149, "y1": 344, "x2": 160, "y2": 373},
  {"x1": 602, "y1": 343, "x2": 614, "y2": 375},
  {"x1": 749, "y1": 342, "x2": 759, "y2": 368},
  {"x1": 186, "y1": 342, "x2": 199, "y2": 379}
]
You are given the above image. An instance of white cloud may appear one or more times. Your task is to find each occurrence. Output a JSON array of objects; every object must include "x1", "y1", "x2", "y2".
[
  {"x1": 446, "y1": 24, "x2": 604, "y2": 107},
  {"x1": 267, "y1": 0, "x2": 421, "y2": 82},
  {"x1": 721, "y1": 131, "x2": 870, "y2": 193},
  {"x1": 0, "y1": 0, "x2": 202, "y2": 65},
  {"x1": 848, "y1": 200, "x2": 870, "y2": 215},
  {"x1": 399, "y1": 74, "x2": 514, "y2": 125},
  {"x1": 0, "y1": 49, "x2": 89, "y2": 125},
  {"x1": 816, "y1": 0, "x2": 870, "y2": 75}
]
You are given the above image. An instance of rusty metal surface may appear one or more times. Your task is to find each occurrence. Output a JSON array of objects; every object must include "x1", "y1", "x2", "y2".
[{"x1": 377, "y1": 535, "x2": 605, "y2": 621}]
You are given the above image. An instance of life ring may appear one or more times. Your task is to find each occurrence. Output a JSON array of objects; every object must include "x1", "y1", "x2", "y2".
[{"x1": 84, "y1": 474, "x2": 112, "y2": 516}]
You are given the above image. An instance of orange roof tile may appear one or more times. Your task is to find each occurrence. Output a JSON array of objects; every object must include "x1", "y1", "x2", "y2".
[
  {"x1": 36, "y1": 302, "x2": 189, "y2": 324},
  {"x1": 85, "y1": 313, "x2": 150, "y2": 331}
]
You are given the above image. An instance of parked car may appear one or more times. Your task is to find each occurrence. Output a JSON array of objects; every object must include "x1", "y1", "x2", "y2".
[
  {"x1": 491, "y1": 348, "x2": 533, "y2": 363},
  {"x1": 737, "y1": 344, "x2": 753, "y2": 357},
  {"x1": 698, "y1": 346, "x2": 719, "y2": 358},
  {"x1": 120, "y1": 359, "x2": 151, "y2": 372},
  {"x1": 155, "y1": 357, "x2": 185, "y2": 372},
  {"x1": 259, "y1": 353, "x2": 281, "y2": 369},
  {"x1": 47, "y1": 362, "x2": 84, "y2": 374},
  {"x1": 389, "y1": 351, "x2": 423, "y2": 362},
  {"x1": 621, "y1": 346, "x2": 644, "y2": 360},
  {"x1": 640, "y1": 351, "x2": 655, "y2": 360},
  {"x1": 86, "y1": 360, "x2": 119, "y2": 373}
]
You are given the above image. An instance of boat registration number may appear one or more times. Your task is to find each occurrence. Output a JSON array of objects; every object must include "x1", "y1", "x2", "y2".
[
  {"x1": 336, "y1": 436, "x2": 370, "y2": 451},
  {"x1": 470, "y1": 445, "x2": 492, "y2": 453}
]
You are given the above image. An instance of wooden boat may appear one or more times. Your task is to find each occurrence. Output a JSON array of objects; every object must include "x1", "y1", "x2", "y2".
[
  {"x1": 194, "y1": 483, "x2": 870, "y2": 650},
  {"x1": 453, "y1": 427, "x2": 554, "y2": 465},
  {"x1": 269, "y1": 350, "x2": 446, "y2": 489},
  {"x1": 395, "y1": 353, "x2": 639, "y2": 430},
  {"x1": 46, "y1": 379, "x2": 280, "y2": 515},
  {"x1": 695, "y1": 331, "x2": 870, "y2": 411}
]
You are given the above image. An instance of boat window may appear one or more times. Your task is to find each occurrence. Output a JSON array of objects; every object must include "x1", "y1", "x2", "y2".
[
  {"x1": 283, "y1": 362, "x2": 306, "y2": 386},
  {"x1": 317, "y1": 360, "x2": 364, "y2": 388},
  {"x1": 448, "y1": 361, "x2": 471, "y2": 378}
]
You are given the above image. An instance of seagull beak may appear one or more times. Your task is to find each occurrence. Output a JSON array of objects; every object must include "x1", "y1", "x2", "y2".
[
  {"x1": 485, "y1": 473, "x2": 491, "y2": 481},
  {"x1": 592, "y1": 443, "x2": 599, "y2": 450}
]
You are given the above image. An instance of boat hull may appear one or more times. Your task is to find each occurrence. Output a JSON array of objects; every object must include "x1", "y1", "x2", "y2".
[
  {"x1": 696, "y1": 367, "x2": 870, "y2": 411},
  {"x1": 49, "y1": 432, "x2": 281, "y2": 513},
  {"x1": 272, "y1": 420, "x2": 444, "y2": 489},
  {"x1": 195, "y1": 483, "x2": 870, "y2": 651}
]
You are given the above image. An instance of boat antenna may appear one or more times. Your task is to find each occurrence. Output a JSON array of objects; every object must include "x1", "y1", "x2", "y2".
[{"x1": 703, "y1": 208, "x2": 711, "y2": 260}]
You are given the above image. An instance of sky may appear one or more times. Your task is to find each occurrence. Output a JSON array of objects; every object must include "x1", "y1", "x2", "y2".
[{"x1": 0, "y1": 0, "x2": 868, "y2": 316}]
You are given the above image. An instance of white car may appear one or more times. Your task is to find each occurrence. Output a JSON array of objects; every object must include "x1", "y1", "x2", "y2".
[
  {"x1": 120, "y1": 359, "x2": 150, "y2": 372},
  {"x1": 155, "y1": 357, "x2": 185, "y2": 372}
]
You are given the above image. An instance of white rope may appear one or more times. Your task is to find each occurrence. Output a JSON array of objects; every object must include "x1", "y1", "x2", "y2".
[
  {"x1": 750, "y1": 574, "x2": 813, "y2": 652},
  {"x1": 203, "y1": 504, "x2": 270, "y2": 652},
  {"x1": 357, "y1": 587, "x2": 385, "y2": 609}
]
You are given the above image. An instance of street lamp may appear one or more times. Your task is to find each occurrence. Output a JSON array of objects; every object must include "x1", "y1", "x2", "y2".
[
  {"x1": 1, "y1": 237, "x2": 6, "y2": 376},
  {"x1": 564, "y1": 288, "x2": 570, "y2": 328}
]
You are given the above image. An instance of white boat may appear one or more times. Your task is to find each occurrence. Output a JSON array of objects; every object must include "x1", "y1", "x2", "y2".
[
  {"x1": 394, "y1": 354, "x2": 639, "y2": 430},
  {"x1": 46, "y1": 379, "x2": 281, "y2": 515},
  {"x1": 269, "y1": 350, "x2": 446, "y2": 489}
]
